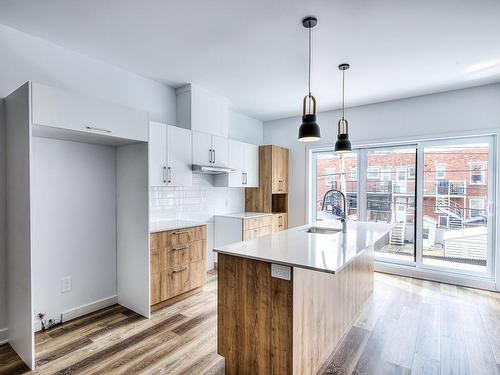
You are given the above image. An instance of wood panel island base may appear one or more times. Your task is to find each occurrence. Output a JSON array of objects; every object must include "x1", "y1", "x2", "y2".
[{"x1": 215, "y1": 221, "x2": 390, "y2": 375}]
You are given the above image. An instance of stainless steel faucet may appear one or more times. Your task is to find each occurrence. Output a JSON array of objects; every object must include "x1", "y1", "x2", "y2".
[{"x1": 321, "y1": 189, "x2": 347, "y2": 233}]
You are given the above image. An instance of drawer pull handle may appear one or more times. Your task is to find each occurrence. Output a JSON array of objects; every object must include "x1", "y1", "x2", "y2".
[
  {"x1": 171, "y1": 245, "x2": 189, "y2": 252},
  {"x1": 172, "y1": 230, "x2": 189, "y2": 235},
  {"x1": 171, "y1": 267, "x2": 187, "y2": 275},
  {"x1": 85, "y1": 126, "x2": 111, "y2": 133}
]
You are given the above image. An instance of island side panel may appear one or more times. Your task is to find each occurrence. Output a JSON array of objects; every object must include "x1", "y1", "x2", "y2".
[
  {"x1": 217, "y1": 253, "x2": 293, "y2": 375},
  {"x1": 292, "y1": 245, "x2": 374, "y2": 375}
]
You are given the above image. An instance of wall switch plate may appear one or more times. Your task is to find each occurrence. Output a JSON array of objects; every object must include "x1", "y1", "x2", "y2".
[
  {"x1": 271, "y1": 264, "x2": 291, "y2": 280},
  {"x1": 61, "y1": 276, "x2": 72, "y2": 293}
]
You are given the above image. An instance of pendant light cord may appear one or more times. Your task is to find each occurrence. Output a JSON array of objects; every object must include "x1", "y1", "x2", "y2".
[
  {"x1": 307, "y1": 25, "x2": 312, "y2": 113},
  {"x1": 308, "y1": 25, "x2": 312, "y2": 97},
  {"x1": 342, "y1": 68, "x2": 345, "y2": 120}
]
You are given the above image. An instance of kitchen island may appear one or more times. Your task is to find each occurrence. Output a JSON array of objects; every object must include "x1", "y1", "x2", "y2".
[{"x1": 214, "y1": 221, "x2": 391, "y2": 375}]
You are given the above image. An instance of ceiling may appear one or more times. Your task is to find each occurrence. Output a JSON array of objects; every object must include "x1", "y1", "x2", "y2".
[{"x1": 1, "y1": 0, "x2": 499, "y2": 121}]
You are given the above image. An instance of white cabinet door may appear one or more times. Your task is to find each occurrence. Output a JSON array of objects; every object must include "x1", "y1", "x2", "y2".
[
  {"x1": 189, "y1": 85, "x2": 229, "y2": 138},
  {"x1": 148, "y1": 121, "x2": 167, "y2": 186},
  {"x1": 244, "y1": 143, "x2": 259, "y2": 187},
  {"x1": 31, "y1": 82, "x2": 148, "y2": 141},
  {"x1": 192, "y1": 131, "x2": 213, "y2": 165},
  {"x1": 212, "y1": 135, "x2": 229, "y2": 167},
  {"x1": 228, "y1": 140, "x2": 245, "y2": 187},
  {"x1": 166, "y1": 125, "x2": 192, "y2": 186}
]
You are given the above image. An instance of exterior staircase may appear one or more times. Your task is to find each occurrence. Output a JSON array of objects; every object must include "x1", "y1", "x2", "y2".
[{"x1": 436, "y1": 196, "x2": 464, "y2": 228}]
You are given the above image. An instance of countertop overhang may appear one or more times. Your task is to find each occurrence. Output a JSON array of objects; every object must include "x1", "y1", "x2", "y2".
[
  {"x1": 214, "y1": 221, "x2": 392, "y2": 274},
  {"x1": 149, "y1": 219, "x2": 206, "y2": 233}
]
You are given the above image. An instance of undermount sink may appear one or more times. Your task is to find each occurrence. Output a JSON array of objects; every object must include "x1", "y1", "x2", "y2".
[{"x1": 305, "y1": 226, "x2": 342, "y2": 234}]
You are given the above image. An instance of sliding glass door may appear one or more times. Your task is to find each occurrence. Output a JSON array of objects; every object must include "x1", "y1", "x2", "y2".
[
  {"x1": 365, "y1": 146, "x2": 417, "y2": 265},
  {"x1": 420, "y1": 138, "x2": 494, "y2": 276},
  {"x1": 309, "y1": 135, "x2": 496, "y2": 279}
]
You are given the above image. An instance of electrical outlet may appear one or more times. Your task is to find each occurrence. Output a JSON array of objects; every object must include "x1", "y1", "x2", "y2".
[
  {"x1": 271, "y1": 264, "x2": 291, "y2": 280},
  {"x1": 61, "y1": 276, "x2": 72, "y2": 293}
]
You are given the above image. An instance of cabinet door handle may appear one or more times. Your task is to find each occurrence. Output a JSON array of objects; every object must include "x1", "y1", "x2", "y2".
[
  {"x1": 209, "y1": 149, "x2": 212, "y2": 163},
  {"x1": 171, "y1": 267, "x2": 187, "y2": 275},
  {"x1": 213, "y1": 149, "x2": 216, "y2": 164},
  {"x1": 171, "y1": 245, "x2": 189, "y2": 252},
  {"x1": 241, "y1": 173, "x2": 244, "y2": 185},
  {"x1": 172, "y1": 230, "x2": 189, "y2": 235},
  {"x1": 167, "y1": 166, "x2": 172, "y2": 184},
  {"x1": 244, "y1": 173, "x2": 248, "y2": 185},
  {"x1": 162, "y1": 166, "x2": 167, "y2": 184},
  {"x1": 85, "y1": 126, "x2": 111, "y2": 133}
]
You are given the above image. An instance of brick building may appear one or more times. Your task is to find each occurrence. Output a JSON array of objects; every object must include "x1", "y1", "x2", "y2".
[{"x1": 315, "y1": 146, "x2": 489, "y2": 262}]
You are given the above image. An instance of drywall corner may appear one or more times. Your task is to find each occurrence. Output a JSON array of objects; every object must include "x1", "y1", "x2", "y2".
[{"x1": 0, "y1": 98, "x2": 6, "y2": 335}]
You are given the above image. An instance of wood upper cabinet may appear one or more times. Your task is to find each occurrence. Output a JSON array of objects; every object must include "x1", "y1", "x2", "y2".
[
  {"x1": 31, "y1": 82, "x2": 148, "y2": 141},
  {"x1": 149, "y1": 122, "x2": 192, "y2": 187},
  {"x1": 245, "y1": 145, "x2": 289, "y2": 213},
  {"x1": 271, "y1": 146, "x2": 289, "y2": 193},
  {"x1": 150, "y1": 225, "x2": 206, "y2": 307}
]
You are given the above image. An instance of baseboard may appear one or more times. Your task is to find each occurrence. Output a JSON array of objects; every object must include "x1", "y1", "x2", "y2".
[
  {"x1": 33, "y1": 295, "x2": 118, "y2": 332},
  {"x1": 374, "y1": 262, "x2": 497, "y2": 291},
  {"x1": 0, "y1": 327, "x2": 8, "y2": 345}
]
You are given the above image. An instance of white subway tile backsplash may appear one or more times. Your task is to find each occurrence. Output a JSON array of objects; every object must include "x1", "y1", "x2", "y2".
[{"x1": 149, "y1": 174, "x2": 245, "y2": 223}]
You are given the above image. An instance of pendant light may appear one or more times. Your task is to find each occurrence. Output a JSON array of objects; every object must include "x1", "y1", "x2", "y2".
[
  {"x1": 335, "y1": 63, "x2": 352, "y2": 152},
  {"x1": 298, "y1": 16, "x2": 321, "y2": 142}
]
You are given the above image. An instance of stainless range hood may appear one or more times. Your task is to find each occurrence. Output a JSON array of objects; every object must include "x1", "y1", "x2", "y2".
[{"x1": 192, "y1": 164, "x2": 235, "y2": 174}]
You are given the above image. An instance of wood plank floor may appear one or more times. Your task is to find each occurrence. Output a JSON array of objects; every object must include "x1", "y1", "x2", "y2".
[{"x1": 0, "y1": 272, "x2": 499, "y2": 374}]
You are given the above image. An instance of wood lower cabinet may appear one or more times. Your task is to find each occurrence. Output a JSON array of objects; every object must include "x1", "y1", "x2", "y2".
[
  {"x1": 150, "y1": 225, "x2": 206, "y2": 307},
  {"x1": 242, "y1": 215, "x2": 272, "y2": 241},
  {"x1": 272, "y1": 213, "x2": 288, "y2": 232}
]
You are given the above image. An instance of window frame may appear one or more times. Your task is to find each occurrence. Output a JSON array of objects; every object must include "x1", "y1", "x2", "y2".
[
  {"x1": 307, "y1": 133, "x2": 496, "y2": 285},
  {"x1": 469, "y1": 197, "x2": 485, "y2": 218},
  {"x1": 469, "y1": 162, "x2": 486, "y2": 185},
  {"x1": 436, "y1": 163, "x2": 446, "y2": 179},
  {"x1": 367, "y1": 166, "x2": 380, "y2": 180}
]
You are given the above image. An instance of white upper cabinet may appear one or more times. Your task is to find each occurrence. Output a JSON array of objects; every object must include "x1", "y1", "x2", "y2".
[
  {"x1": 217, "y1": 140, "x2": 259, "y2": 187},
  {"x1": 228, "y1": 140, "x2": 245, "y2": 186},
  {"x1": 211, "y1": 135, "x2": 229, "y2": 167},
  {"x1": 244, "y1": 143, "x2": 259, "y2": 187},
  {"x1": 149, "y1": 121, "x2": 168, "y2": 186},
  {"x1": 192, "y1": 131, "x2": 228, "y2": 167},
  {"x1": 166, "y1": 125, "x2": 192, "y2": 186},
  {"x1": 176, "y1": 84, "x2": 229, "y2": 138},
  {"x1": 149, "y1": 122, "x2": 192, "y2": 187},
  {"x1": 192, "y1": 131, "x2": 213, "y2": 166},
  {"x1": 31, "y1": 82, "x2": 148, "y2": 142}
]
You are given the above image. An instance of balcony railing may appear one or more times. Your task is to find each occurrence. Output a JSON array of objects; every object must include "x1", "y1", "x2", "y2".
[{"x1": 424, "y1": 179, "x2": 466, "y2": 196}]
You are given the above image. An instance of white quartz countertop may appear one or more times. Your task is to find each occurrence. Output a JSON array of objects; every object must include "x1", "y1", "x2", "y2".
[
  {"x1": 214, "y1": 221, "x2": 392, "y2": 274},
  {"x1": 215, "y1": 212, "x2": 272, "y2": 219},
  {"x1": 149, "y1": 220, "x2": 206, "y2": 233}
]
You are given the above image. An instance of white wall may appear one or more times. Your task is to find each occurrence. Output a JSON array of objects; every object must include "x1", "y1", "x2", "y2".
[
  {"x1": 264, "y1": 83, "x2": 500, "y2": 228},
  {"x1": 31, "y1": 137, "x2": 117, "y2": 325},
  {"x1": 228, "y1": 109, "x2": 263, "y2": 145},
  {"x1": 0, "y1": 24, "x2": 175, "y2": 124},
  {"x1": 0, "y1": 98, "x2": 6, "y2": 343},
  {"x1": 0, "y1": 23, "x2": 176, "y2": 335}
]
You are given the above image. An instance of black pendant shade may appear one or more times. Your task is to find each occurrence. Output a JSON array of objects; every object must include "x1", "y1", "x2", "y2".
[
  {"x1": 299, "y1": 94, "x2": 321, "y2": 142},
  {"x1": 335, "y1": 63, "x2": 352, "y2": 153},
  {"x1": 298, "y1": 16, "x2": 321, "y2": 143},
  {"x1": 335, "y1": 133, "x2": 351, "y2": 153}
]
